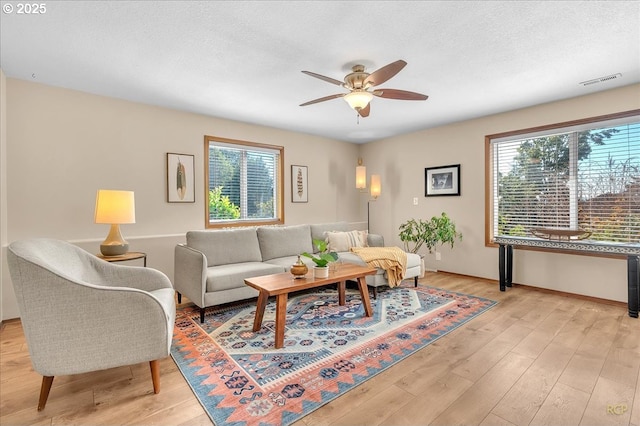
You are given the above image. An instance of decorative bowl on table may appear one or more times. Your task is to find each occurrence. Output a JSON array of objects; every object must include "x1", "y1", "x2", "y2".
[{"x1": 290, "y1": 255, "x2": 308, "y2": 279}]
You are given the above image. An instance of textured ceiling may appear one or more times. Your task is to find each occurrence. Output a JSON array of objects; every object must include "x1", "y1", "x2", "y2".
[{"x1": 1, "y1": 1, "x2": 638, "y2": 143}]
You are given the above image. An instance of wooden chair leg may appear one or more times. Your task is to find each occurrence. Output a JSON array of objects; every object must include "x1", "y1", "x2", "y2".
[
  {"x1": 37, "y1": 376, "x2": 54, "y2": 411},
  {"x1": 372, "y1": 287, "x2": 378, "y2": 299},
  {"x1": 177, "y1": 292, "x2": 182, "y2": 304},
  {"x1": 200, "y1": 307, "x2": 205, "y2": 323},
  {"x1": 149, "y1": 360, "x2": 160, "y2": 394},
  {"x1": 414, "y1": 276, "x2": 418, "y2": 287}
]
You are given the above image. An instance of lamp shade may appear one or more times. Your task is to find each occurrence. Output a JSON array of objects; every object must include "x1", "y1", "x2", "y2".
[
  {"x1": 370, "y1": 175, "x2": 381, "y2": 199},
  {"x1": 94, "y1": 190, "x2": 136, "y2": 224},
  {"x1": 344, "y1": 90, "x2": 373, "y2": 111},
  {"x1": 356, "y1": 165, "x2": 367, "y2": 189}
]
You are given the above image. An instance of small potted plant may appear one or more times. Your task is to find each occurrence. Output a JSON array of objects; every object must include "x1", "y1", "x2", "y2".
[
  {"x1": 398, "y1": 212, "x2": 462, "y2": 274},
  {"x1": 301, "y1": 239, "x2": 338, "y2": 278}
]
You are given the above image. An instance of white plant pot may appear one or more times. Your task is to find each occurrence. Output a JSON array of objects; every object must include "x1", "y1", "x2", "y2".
[{"x1": 314, "y1": 266, "x2": 329, "y2": 279}]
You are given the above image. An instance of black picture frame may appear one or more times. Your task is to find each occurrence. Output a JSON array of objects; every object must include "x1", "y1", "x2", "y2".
[{"x1": 425, "y1": 164, "x2": 460, "y2": 196}]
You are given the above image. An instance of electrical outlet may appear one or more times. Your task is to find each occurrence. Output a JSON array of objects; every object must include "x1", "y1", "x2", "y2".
[
  {"x1": 413, "y1": 197, "x2": 418, "y2": 205},
  {"x1": 435, "y1": 252, "x2": 442, "y2": 261}
]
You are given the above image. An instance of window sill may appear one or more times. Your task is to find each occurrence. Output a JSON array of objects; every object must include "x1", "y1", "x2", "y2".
[{"x1": 206, "y1": 218, "x2": 284, "y2": 229}]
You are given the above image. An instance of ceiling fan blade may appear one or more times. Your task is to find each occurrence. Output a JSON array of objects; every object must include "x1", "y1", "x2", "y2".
[
  {"x1": 357, "y1": 103, "x2": 370, "y2": 118},
  {"x1": 374, "y1": 88, "x2": 428, "y2": 101},
  {"x1": 299, "y1": 93, "x2": 345, "y2": 107},
  {"x1": 301, "y1": 70, "x2": 344, "y2": 86},
  {"x1": 363, "y1": 60, "x2": 407, "y2": 87}
]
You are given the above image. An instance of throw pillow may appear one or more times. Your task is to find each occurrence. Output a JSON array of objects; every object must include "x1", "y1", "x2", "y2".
[{"x1": 326, "y1": 230, "x2": 368, "y2": 252}]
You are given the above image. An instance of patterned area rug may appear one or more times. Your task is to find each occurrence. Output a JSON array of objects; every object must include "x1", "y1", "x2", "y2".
[{"x1": 171, "y1": 284, "x2": 497, "y2": 426}]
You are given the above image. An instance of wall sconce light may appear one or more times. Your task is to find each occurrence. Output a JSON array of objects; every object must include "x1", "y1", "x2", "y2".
[
  {"x1": 356, "y1": 158, "x2": 367, "y2": 190},
  {"x1": 368, "y1": 174, "x2": 382, "y2": 233},
  {"x1": 370, "y1": 174, "x2": 381, "y2": 199},
  {"x1": 94, "y1": 189, "x2": 136, "y2": 256}
]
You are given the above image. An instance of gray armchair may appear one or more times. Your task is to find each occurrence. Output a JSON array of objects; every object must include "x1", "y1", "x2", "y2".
[{"x1": 6, "y1": 238, "x2": 176, "y2": 411}]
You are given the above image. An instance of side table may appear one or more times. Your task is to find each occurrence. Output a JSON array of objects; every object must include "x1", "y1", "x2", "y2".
[{"x1": 96, "y1": 251, "x2": 147, "y2": 267}]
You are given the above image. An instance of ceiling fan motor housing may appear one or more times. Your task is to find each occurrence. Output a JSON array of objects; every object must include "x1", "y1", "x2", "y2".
[{"x1": 344, "y1": 65, "x2": 370, "y2": 90}]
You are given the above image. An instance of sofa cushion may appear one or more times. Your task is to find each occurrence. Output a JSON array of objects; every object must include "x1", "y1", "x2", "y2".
[
  {"x1": 257, "y1": 225, "x2": 313, "y2": 261},
  {"x1": 310, "y1": 222, "x2": 350, "y2": 252},
  {"x1": 187, "y1": 228, "x2": 262, "y2": 267},
  {"x1": 206, "y1": 262, "x2": 283, "y2": 292},
  {"x1": 326, "y1": 230, "x2": 368, "y2": 252}
]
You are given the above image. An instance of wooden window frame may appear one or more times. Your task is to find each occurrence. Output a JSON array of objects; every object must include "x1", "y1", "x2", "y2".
[{"x1": 205, "y1": 135, "x2": 284, "y2": 229}]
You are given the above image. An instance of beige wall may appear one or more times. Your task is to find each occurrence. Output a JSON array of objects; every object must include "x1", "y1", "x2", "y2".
[
  {"x1": 360, "y1": 83, "x2": 640, "y2": 303},
  {"x1": 1, "y1": 69, "x2": 7, "y2": 322},
  {"x1": 1, "y1": 78, "x2": 361, "y2": 319},
  {"x1": 1, "y1": 77, "x2": 638, "y2": 320}
]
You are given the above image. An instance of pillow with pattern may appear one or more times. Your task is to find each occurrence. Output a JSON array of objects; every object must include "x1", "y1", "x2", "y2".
[{"x1": 326, "y1": 230, "x2": 368, "y2": 252}]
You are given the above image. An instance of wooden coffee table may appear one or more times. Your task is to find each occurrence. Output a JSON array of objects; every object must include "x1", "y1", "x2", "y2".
[{"x1": 244, "y1": 263, "x2": 377, "y2": 349}]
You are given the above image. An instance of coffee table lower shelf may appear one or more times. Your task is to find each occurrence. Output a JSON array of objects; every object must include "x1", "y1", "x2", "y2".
[{"x1": 244, "y1": 263, "x2": 377, "y2": 349}]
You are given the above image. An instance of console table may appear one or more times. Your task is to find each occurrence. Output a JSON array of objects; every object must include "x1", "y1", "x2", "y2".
[{"x1": 494, "y1": 237, "x2": 639, "y2": 318}]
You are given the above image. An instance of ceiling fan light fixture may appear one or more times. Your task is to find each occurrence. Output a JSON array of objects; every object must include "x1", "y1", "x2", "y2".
[{"x1": 344, "y1": 90, "x2": 373, "y2": 111}]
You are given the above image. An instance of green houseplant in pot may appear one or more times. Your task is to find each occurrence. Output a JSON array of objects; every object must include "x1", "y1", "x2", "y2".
[
  {"x1": 398, "y1": 212, "x2": 462, "y2": 274},
  {"x1": 302, "y1": 239, "x2": 338, "y2": 278}
]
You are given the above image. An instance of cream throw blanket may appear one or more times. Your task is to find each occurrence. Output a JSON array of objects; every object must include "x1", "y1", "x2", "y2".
[{"x1": 350, "y1": 246, "x2": 407, "y2": 288}]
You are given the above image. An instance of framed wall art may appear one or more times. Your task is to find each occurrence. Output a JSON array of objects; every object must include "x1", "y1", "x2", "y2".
[
  {"x1": 291, "y1": 165, "x2": 308, "y2": 203},
  {"x1": 167, "y1": 153, "x2": 195, "y2": 203},
  {"x1": 425, "y1": 164, "x2": 460, "y2": 196}
]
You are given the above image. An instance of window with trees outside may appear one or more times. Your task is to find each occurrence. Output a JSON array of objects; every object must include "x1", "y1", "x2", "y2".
[
  {"x1": 486, "y1": 110, "x2": 640, "y2": 253},
  {"x1": 205, "y1": 136, "x2": 284, "y2": 228}
]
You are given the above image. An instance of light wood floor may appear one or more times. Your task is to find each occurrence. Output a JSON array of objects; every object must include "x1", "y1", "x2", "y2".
[{"x1": 1, "y1": 272, "x2": 639, "y2": 426}]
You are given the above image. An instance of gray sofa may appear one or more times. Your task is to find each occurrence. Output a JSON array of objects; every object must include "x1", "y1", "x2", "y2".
[{"x1": 174, "y1": 222, "x2": 421, "y2": 322}]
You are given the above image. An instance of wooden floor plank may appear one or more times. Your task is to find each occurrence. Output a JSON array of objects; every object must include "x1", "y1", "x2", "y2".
[
  {"x1": 380, "y1": 371, "x2": 474, "y2": 426},
  {"x1": 630, "y1": 367, "x2": 640, "y2": 426},
  {"x1": 328, "y1": 383, "x2": 413, "y2": 426},
  {"x1": 558, "y1": 308, "x2": 622, "y2": 394},
  {"x1": 480, "y1": 413, "x2": 516, "y2": 426},
  {"x1": 511, "y1": 302, "x2": 581, "y2": 358},
  {"x1": 430, "y1": 352, "x2": 534, "y2": 425},
  {"x1": 451, "y1": 323, "x2": 532, "y2": 382},
  {"x1": 492, "y1": 342, "x2": 576, "y2": 425},
  {"x1": 550, "y1": 303, "x2": 600, "y2": 350},
  {"x1": 580, "y1": 376, "x2": 635, "y2": 426},
  {"x1": 529, "y1": 381, "x2": 591, "y2": 426},
  {"x1": 600, "y1": 319, "x2": 640, "y2": 388}
]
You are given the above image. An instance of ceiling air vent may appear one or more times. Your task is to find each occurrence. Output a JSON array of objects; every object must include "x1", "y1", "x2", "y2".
[{"x1": 579, "y1": 73, "x2": 622, "y2": 86}]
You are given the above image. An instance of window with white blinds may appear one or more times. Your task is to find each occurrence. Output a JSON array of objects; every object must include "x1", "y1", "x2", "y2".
[
  {"x1": 205, "y1": 136, "x2": 283, "y2": 227},
  {"x1": 487, "y1": 110, "x2": 640, "y2": 247}
]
